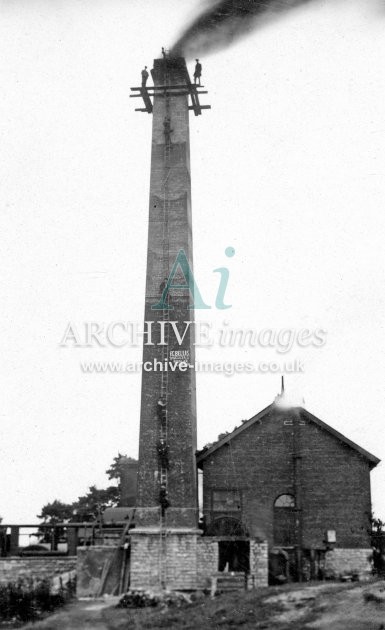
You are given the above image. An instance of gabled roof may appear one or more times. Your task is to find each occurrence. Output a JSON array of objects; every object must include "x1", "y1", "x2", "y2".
[{"x1": 196, "y1": 404, "x2": 380, "y2": 469}]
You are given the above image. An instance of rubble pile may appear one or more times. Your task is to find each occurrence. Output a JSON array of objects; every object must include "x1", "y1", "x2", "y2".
[{"x1": 118, "y1": 589, "x2": 196, "y2": 609}]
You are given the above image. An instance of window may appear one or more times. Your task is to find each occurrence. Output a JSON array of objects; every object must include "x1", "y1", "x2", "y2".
[
  {"x1": 274, "y1": 494, "x2": 295, "y2": 508},
  {"x1": 273, "y1": 494, "x2": 295, "y2": 546},
  {"x1": 212, "y1": 490, "x2": 241, "y2": 513}
]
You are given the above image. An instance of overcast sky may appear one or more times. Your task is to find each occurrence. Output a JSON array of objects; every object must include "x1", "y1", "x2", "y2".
[{"x1": 1, "y1": 0, "x2": 385, "y2": 524}]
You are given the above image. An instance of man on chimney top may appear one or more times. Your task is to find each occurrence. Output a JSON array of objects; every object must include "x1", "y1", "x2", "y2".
[
  {"x1": 194, "y1": 59, "x2": 202, "y2": 85},
  {"x1": 141, "y1": 66, "x2": 149, "y2": 87}
]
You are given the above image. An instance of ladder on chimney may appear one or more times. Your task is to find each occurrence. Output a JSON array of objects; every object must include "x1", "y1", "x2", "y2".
[
  {"x1": 159, "y1": 64, "x2": 172, "y2": 589},
  {"x1": 160, "y1": 68, "x2": 171, "y2": 490}
]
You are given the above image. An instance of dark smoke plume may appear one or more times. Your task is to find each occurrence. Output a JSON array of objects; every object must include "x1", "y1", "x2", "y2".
[{"x1": 171, "y1": 0, "x2": 316, "y2": 58}]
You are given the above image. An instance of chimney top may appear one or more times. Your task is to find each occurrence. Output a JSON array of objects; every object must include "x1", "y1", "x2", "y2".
[{"x1": 152, "y1": 56, "x2": 189, "y2": 86}]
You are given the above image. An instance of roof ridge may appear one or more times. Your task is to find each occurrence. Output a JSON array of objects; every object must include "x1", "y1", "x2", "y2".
[{"x1": 196, "y1": 404, "x2": 380, "y2": 468}]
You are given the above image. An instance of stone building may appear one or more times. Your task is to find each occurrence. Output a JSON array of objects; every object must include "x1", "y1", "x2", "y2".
[{"x1": 197, "y1": 396, "x2": 379, "y2": 582}]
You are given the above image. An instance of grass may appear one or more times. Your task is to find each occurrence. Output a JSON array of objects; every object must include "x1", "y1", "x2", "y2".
[
  {"x1": 15, "y1": 579, "x2": 385, "y2": 630},
  {"x1": 100, "y1": 583, "x2": 330, "y2": 630}
]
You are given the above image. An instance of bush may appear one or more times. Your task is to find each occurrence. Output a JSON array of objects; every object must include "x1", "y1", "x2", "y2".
[
  {"x1": 118, "y1": 589, "x2": 193, "y2": 609},
  {"x1": 118, "y1": 590, "x2": 159, "y2": 608},
  {"x1": 0, "y1": 577, "x2": 74, "y2": 623}
]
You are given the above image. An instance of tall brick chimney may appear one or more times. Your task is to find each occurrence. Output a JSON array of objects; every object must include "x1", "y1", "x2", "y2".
[
  {"x1": 129, "y1": 56, "x2": 213, "y2": 590},
  {"x1": 137, "y1": 56, "x2": 198, "y2": 528}
]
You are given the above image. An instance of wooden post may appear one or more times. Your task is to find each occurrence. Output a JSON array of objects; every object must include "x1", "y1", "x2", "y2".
[
  {"x1": 67, "y1": 527, "x2": 78, "y2": 556},
  {"x1": 9, "y1": 526, "x2": 19, "y2": 555}
]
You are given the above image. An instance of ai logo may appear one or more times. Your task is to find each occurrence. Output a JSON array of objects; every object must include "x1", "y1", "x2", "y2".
[{"x1": 151, "y1": 247, "x2": 235, "y2": 310}]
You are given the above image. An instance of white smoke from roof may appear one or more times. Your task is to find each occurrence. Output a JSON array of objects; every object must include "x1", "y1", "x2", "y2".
[{"x1": 274, "y1": 388, "x2": 305, "y2": 409}]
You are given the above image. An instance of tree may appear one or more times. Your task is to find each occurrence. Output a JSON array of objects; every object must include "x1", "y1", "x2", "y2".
[
  {"x1": 371, "y1": 514, "x2": 385, "y2": 575},
  {"x1": 72, "y1": 485, "x2": 120, "y2": 521},
  {"x1": 106, "y1": 454, "x2": 138, "y2": 506},
  {"x1": 37, "y1": 500, "x2": 74, "y2": 523},
  {"x1": 37, "y1": 500, "x2": 74, "y2": 544},
  {"x1": 372, "y1": 516, "x2": 385, "y2": 534},
  {"x1": 37, "y1": 453, "x2": 137, "y2": 528},
  {"x1": 106, "y1": 453, "x2": 137, "y2": 482}
]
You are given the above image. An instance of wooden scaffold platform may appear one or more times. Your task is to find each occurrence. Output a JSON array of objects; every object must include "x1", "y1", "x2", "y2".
[{"x1": 130, "y1": 61, "x2": 210, "y2": 116}]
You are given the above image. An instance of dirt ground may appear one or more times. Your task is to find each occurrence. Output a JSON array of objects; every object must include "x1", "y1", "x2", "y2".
[{"x1": 12, "y1": 579, "x2": 385, "y2": 630}]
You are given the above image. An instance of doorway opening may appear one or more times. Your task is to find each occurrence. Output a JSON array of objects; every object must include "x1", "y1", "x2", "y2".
[{"x1": 206, "y1": 516, "x2": 250, "y2": 573}]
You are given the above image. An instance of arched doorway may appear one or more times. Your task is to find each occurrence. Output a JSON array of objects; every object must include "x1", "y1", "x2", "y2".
[
  {"x1": 271, "y1": 494, "x2": 296, "y2": 582},
  {"x1": 206, "y1": 517, "x2": 250, "y2": 573},
  {"x1": 273, "y1": 493, "x2": 296, "y2": 546}
]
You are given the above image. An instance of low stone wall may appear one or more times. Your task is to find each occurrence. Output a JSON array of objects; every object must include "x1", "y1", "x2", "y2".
[
  {"x1": 0, "y1": 556, "x2": 77, "y2": 587},
  {"x1": 325, "y1": 548, "x2": 372, "y2": 579}
]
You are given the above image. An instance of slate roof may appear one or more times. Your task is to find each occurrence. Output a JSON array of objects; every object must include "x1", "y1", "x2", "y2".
[{"x1": 196, "y1": 403, "x2": 380, "y2": 469}]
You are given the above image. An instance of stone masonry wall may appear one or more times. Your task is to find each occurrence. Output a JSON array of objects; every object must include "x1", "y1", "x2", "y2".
[
  {"x1": 249, "y1": 540, "x2": 268, "y2": 588},
  {"x1": 130, "y1": 531, "x2": 161, "y2": 590},
  {"x1": 0, "y1": 557, "x2": 77, "y2": 586},
  {"x1": 130, "y1": 530, "x2": 218, "y2": 591},
  {"x1": 196, "y1": 537, "x2": 219, "y2": 590},
  {"x1": 325, "y1": 548, "x2": 373, "y2": 579}
]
